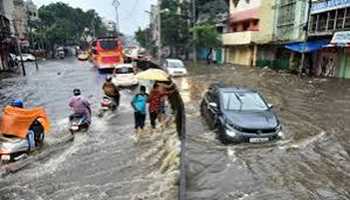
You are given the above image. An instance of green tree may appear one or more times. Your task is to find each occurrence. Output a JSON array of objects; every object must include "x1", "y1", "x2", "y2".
[
  {"x1": 35, "y1": 2, "x2": 107, "y2": 55},
  {"x1": 192, "y1": 24, "x2": 220, "y2": 49},
  {"x1": 160, "y1": 0, "x2": 192, "y2": 57}
]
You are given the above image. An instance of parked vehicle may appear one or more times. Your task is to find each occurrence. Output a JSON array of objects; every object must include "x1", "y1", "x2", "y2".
[
  {"x1": 98, "y1": 96, "x2": 117, "y2": 117},
  {"x1": 162, "y1": 59, "x2": 187, "y2": 77},
  {"x1": 200, "y1": 83, "x2": 283, "y2": 144},
  {"x1": 0, "y1": 107, "x2": 49, "y2": 162},
  {"x1": 112, "y1": 64, "x2": 138, "y2": 87},
  {"x1": 69, "y1": 114, "x2": 90, "y2": 134},
  {"x1": 56, "y1": 47, "x2": 65, "y2": 59},
  {"x1": 16, "y1": 53, "x2": 36, "y2": 62}
]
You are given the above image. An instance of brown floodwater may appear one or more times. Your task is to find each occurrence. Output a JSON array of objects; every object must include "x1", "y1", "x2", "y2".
[{"x1": 177, "y1": 65, "x2": 350, "y2": 200}]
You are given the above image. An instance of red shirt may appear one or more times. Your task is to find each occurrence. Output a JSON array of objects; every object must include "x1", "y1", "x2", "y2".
[{"x1": 149, "y1": 90, "x2": 166, "y2": 113}]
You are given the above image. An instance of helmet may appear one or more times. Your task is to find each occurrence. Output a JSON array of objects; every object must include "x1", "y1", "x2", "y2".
[
  {"x1": 73, "y1": 88, "x2": 81, "y2": 96},
  {"x1": 106, "y1": 75, "x2": 112, "y2": 82},
  {"x1": 12, "y1": 99, "x2": 23, "y2": 108}
]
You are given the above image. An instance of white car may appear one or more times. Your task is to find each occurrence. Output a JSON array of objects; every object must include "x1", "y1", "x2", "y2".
[
  {"x1": 112, "y1": 64, "x2": 139, "y2": 87},
  {"x1": 17, "y1": 53, "x2": 36, "y2": 62},
  {"x1": 163, "y1": 59, "x2": 187, "y2": 77}
]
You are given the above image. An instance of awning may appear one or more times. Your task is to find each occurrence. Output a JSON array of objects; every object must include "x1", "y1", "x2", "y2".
[{"x1": 284, "y1": 40, "x2": 329, "y2": 53}]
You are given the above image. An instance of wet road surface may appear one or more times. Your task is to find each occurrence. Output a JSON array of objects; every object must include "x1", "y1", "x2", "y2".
[
  {"x1": 183, "y1": 65, "x2": 350, "y2": 200},
  {"x1": 0, "y1": 58, "x2": 179, "y2": 200}
]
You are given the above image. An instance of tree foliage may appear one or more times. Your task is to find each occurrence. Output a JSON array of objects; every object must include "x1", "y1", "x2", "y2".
[
  {"x1": 192, "y1": 24, "x2": 220, "y2": 49},
  {"x1": 160, "y1": 0, "x2": 192, "y2": 57},
  {"x1": 196, "y1": 0, "x2": 228, "y2": 19},
  {"x1": 35, "y1": 2, "x2": 107, "y2": 48}
]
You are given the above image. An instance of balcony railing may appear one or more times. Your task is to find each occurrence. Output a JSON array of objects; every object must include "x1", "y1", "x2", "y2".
[{"x1": 222, "y1": 31, "x2": 255, "y2": 45}]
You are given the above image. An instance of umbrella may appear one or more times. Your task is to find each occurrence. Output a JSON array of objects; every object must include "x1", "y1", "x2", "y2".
[{"x1": 136, "y1": 68, "x2": 170, "y2": 81}]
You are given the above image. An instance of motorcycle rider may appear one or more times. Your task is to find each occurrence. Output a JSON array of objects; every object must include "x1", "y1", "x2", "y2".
[
  {"x1": 68, "y1": 89, "x2": 91, "y2": 123},
  {"x1": 102, "y1": 76, "x2": 120, "y2": 107}
]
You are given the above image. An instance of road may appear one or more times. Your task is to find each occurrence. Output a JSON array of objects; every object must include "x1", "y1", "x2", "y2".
[
  {"x1": 0, "y1": 58, "x2": 179, "y2": 200},
  {"x1": 184, "y1": 65, "x2": 350, "y2": 200}
]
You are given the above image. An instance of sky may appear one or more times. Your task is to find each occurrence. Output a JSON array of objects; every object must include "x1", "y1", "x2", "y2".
[{"x1": 32, "y1": 0, "x2": 157, "y2": 36}]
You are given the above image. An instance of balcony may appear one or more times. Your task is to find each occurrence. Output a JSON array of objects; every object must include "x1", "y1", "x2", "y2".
[{"x1": 222, "y1": 31, "x2": 255, "y2": 45}]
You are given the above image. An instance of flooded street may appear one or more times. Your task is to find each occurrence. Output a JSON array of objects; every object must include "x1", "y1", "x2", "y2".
[
  {"x1": 0, "y1": 58, "x2": 179, "y2": 200},
  {"x1": 183, "y1": 65, "x2": 350, "y2": 200}
]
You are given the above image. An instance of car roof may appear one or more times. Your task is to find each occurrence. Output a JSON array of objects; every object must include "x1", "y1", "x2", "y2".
[
  {"x1": 219, "y1": 87, "x2": 257, "y2": 93},
  {"x1": 114, "y1": 64, "x2": 133, "y2": 68},
  {"x1": 166, "y1": 58, "x2": 183, "y2": 63}
]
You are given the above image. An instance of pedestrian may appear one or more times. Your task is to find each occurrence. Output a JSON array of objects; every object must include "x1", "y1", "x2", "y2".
[
  {"x1": 149, "y1": 81, "x2": 175, "y2": 129},
  {"x1": 131, "y1": 85, "x2": 148, "y2": 133}
]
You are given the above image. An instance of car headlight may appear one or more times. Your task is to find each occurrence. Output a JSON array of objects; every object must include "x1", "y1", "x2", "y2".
[
  {"x1": 277, "y1": 130, "x2": 285, "y2": 138},
  {"x1": 225, "y1": 125, "x2": 237, "y2": 137}
]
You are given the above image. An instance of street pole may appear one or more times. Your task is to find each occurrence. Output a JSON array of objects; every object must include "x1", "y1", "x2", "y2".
[
  {"x1": 158, "y1": 4, "x2": 162, "y2": 64},
  {"x1": 299, "y1": 0, "x2": 312, "y2": 76},
  {"x1": 192, "y1": 0, "x2": 197, "y2": 65},
  {"x1": 13, "y1": 19, "x2": 26, "y2": 76},
  {"x1": 112, "y1": 0, "x2": 120, "y2": 33}
]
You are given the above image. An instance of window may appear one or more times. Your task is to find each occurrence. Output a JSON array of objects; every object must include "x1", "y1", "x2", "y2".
[
  {"x1": 328, "y1": 11, "x2": 336, "y2": 31},
  {"x1": 222, "y1": 92, "x2": 268, "y2": 111},
  {"x1": 277, "y1": 3, "x2": 296, "y2": 25},
  {"x1": 336, "y1": 9, "x2": 345, "y2": 29},
  {"x1": 310, "y1": 15, "x2": 317, "y2": 33},
  {"x1": 318, "y1": 12, "x2": 327, "y2": 32},
  {"x1": 345, "y1": 8, "x2": 350, "y2": 28}
]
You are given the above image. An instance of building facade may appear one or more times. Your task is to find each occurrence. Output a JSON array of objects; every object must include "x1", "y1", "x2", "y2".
[
  {"x1": 309, "y1": 0, "x2": 350, "y2": 78},
  {"x1": 223, "y1": 0, "x2": 275, "y2": 66},
  {"x1": 0, "y1": 0, "x2": 14, "y2": 71},
  {"x1": 13, "y1": 0, "x2": 28, "y2": 40}
]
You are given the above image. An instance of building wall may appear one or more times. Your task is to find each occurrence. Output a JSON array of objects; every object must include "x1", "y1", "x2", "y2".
[
  {"x1": 227, "y1": 45, "x2": 252, "y2": 66},
  {"x1": 229, "y1": 0, "x2": 261, "y2": 13},
  {"x1": 1, "y1": 0, "x2": 14, "y2": 34},
  {"x1": 274, "y1": 0, "x2": 308, "y2": 42},
  {"x1": 13, "y1": 0, "x2": 27, "y2": 39},
  {"x1": 255, "y1": 0, "x2": 275, "y2": 44}
]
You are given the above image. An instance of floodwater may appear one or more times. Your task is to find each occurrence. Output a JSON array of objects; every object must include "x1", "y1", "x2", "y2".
[
  {"x1": 0, "y1": 58, "x2": 179, "y2": 200},
  {"x1": 182, "y1": 65, "x2": 350, "y2": 200}
]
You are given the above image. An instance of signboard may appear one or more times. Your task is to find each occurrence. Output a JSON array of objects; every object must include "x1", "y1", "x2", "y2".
[
  {"x1": 311, "y1": 0, "x2": 350, "y2": 14},
  {"x1": 331, "y1": 31, "x2": 350, "y2": 44}
]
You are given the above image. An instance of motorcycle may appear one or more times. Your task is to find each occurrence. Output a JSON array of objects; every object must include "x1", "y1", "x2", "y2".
[
  {"x1": 0, "y1": 120, "x2": 46, "y2": 163},
  {"x1": 69, "y1": 114, "x2": 90, "y2": 134},
  {"x1": 98, "y1": 96, "x2": 117, "y2": 118}
]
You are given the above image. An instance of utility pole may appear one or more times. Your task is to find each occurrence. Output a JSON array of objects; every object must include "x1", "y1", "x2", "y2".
[
  {"x1": 112, "y1": 0, "x2": 120, "y2": 33},
  {"x1": 192, "y1": 0, "x2": 197, "y2": 65},
  {"x1": 158, "y1": 3, "x2": 162, "y2": 64},
  {"x1": 299, "y1": 0, "x2": 312, "y2": 76},
  {"x1": 13, "y1": 19, "x2": 26, "y2": 76}
]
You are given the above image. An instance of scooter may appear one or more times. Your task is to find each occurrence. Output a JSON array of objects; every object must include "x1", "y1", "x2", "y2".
[
  {"x1": 69, "y1": 114, "x2": 90, "y2": 134},
  {"x1": 0, "y1": 120, "x2": 45, "y2": 163},
  {"x1": 98, "y1": 96, "x2": 117, "y2": 117}
]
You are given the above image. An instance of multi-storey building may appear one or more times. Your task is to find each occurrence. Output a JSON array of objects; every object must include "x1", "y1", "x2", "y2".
[
  {"x1": 13, "y1": 0, "x2": 28, "y2": 40},
  {"x1": 223, "y1": 0, "x2": 275, "y2": 66},
  {"x1": 308, "y1": 0, "x2": 350, "y2": 78},
  {"x1": 0, "y1": 0, "x2": 13, "y2": 71}
]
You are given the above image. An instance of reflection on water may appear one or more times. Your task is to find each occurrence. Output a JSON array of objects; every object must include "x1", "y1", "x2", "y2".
[{"x1": 185, "y1": 66, "x2": 350, "y2": 200}]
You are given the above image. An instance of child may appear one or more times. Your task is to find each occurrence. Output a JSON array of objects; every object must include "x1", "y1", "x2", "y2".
[{"x1": 131, "y1": 86, "x2": 148, "y2": 133}]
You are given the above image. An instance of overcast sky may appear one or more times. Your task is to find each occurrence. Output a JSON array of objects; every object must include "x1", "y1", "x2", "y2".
[{"x1": 32, "y1": 0, "x2": 156, "y2": 36}]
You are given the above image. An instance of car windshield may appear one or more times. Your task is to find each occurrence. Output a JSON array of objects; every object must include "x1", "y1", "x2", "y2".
[
  {"x1": 222, "y1": 91, "x2": 268, "y2": 111},
  {"x1": 168, "y1": 61, "x2": 184, "y2": 68},
  {"x1": 115, "y1": 67, "x2": 134, "y2": 74}
]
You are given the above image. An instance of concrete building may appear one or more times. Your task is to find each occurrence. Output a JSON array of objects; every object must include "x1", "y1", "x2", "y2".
[
  {"x1": 13, "y1": 0, "x2": 28, "y2": 40},
  {"x1": 307, "y1": 0, "x2": 350, "y2": 79},
  {"x1": 223, "y1": 0, "x2": 275, "y2": 66},
  {"x1": 0, "y1": 0, "x2": 15, "y2": 34},
  {"x1": 25, "y1": 0, "x2": 39, "y2": 22},
  {"x1": 0, "y1": 0, "x2": 14, "y2": 71}
]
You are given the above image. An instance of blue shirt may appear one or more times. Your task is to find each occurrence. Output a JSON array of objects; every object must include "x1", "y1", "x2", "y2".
[{"x1": 131, "y1": 93, "x2": 148, "y2": 114}]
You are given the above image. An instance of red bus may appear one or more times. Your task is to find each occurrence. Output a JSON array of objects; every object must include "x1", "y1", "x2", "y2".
[{"x1": 90, "y1": 37, "x2": 124, "y2": 70}]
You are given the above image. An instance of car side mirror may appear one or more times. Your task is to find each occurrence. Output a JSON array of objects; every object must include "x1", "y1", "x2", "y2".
[
  {"x1": 209, "y1": 102, "x2": 218, "y2": 108},
  {"x1": 268, "y1": 104, "x2": 274, "y2": 109}
]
